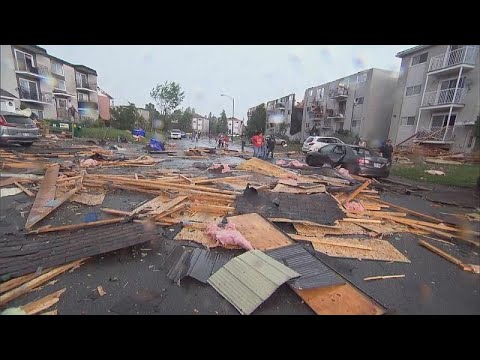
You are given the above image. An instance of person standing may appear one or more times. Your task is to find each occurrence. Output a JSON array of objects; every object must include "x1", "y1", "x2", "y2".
[
  {"x1": 259, "y1": 133, "x2": 267, "y2": 159},
  {"x1": 251, "y1": 132, "x2": 261, "y2": 157},
  {"x1": 381, "y1": 139, "x2": 394, "y2": 161},
  {"x1": 266, "y1": 135, "x2": 276, "y2": 158},
  {"x1": 358, "y1": 138, "x2": 366, "y2": 147},
  {"x1": 241, "y1": 134, "x2": 246, "y2": 153}
]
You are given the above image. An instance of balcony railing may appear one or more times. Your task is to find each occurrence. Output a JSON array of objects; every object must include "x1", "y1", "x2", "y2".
[
  {"x1": 428, "y1": 46, "x2": 478, "y2": 72},
  {"x1": 19, "y1": 88, "x2": 53, "y2": 104},
  {"x1": 330, "y1": 87, "x2": 349, "y2": 98},
  {"x1": 76, "y1": 81, "x2": 96, "y2": 90},
  {"x1": 17, "y1": 63, "x2": 49, "y2": 76},
  {"x1": 415, "y1": 126, "x2": 454, "y2": 142},
  {"x1": 422, "y1": 88, "x2": 466, "y2": 107}
]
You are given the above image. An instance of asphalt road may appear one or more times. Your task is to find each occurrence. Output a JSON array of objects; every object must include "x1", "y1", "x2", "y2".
[{"x1": 1, "y1": 139, "x2": 479, "y2": 315}]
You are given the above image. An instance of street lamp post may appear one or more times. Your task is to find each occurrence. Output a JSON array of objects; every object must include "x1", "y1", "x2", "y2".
[{"x1": 221, "y1": 94, "x2": 235, "y2": 138}]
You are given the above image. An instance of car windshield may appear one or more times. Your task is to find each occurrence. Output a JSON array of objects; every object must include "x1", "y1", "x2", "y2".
[
  {"x1": 351, "y1": 147, "x2": 372, "y2": 156},
  {"x1": 305, "y1": 137, "x2": 314, "y2": 143}
]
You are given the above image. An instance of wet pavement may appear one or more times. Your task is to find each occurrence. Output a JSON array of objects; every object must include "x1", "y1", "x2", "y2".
[{"x1": 1, "y1": 139, "x2": 479, "y2": 315}]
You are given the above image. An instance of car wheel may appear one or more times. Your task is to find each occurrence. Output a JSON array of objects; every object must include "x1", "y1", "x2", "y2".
[
  {"x1": 20, "y1": 142, "x2": 33, "y2": 147},
  {"x1": 306, "y1": 155, "x2": 315, "y2": 166}
]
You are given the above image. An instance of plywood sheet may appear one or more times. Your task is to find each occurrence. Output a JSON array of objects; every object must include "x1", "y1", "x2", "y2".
[
  {"x1": 356, "y1": 221, "x2": 413, "y2": 235},
  {"x1": 174, "y1": 227, "x2": 241, "y2": 249},
  {"x1": 271, "y1": 184, "x2": 325, "y2": 194},
  {"x1": 294, "y1": 222, "x2": 367, "y2": 237},
  {"x1": 294, "y1": 284, "x2": 385, "y2": 315},
  {"x1": 227, "y1": 213, "x2": 294, "y2": 250},
  {"x1": 310, "y1": 236, "x2": 410, "y2": 263},
  {"x1": 71, "y1": 192, "x2": 105, "y2": 206}
]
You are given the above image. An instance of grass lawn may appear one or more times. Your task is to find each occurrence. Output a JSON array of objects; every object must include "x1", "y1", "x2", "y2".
[
  {"x1": 275, "y1": 142, "x2": 303, "y2": 153},
  {"x1": 391, "y1": 163, "x2": 480, "y2": 187},
  {"x1": 78, "y1": 127, "x2": 154, "y2": 143}
]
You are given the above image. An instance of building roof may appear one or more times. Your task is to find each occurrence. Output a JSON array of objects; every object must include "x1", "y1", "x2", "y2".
[
  {"x1": 396, "y1": 45, "x2": 432, "y2": 58},
  {"x1": 73, "y1": 64, "x2": 98, "y2": 76},
  {"x1": 0, "y1": 89, "x2": 18, "y2": 99},
  {"x1": 14, "y1": 45, "x2": 47, "y2": 55},
  {"x1": 228, "y1": 117, "x2": 243, "y2": 122},
  {"x1": 192, "y1": 113, "x2": 207, "y2": 119},
  {"x1": 97, "y1": 86, "x2": 114, "y2": 99}
]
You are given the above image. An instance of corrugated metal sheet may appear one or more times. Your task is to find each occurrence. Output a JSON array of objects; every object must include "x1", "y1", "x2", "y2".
[
  {"x1": 188, "y1": 249, "x2": 219, "y2": 283},
  {"x1": 266, "y1": 244, "x2": 345, "y2": 289},
  {"x1": 207, "y1": 250, "x2": 300, "y2": 315}
]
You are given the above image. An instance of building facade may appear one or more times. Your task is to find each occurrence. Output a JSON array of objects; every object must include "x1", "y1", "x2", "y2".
[
  {"x1": 388, "y1": 45, "x2": 480, "y2": 153},
  {"x1": 97, "y1": 86, "x2": 114, "y2": 120},
  {"x1": 265, "y1": 93, "x2": 302, "y2": 141},
  {"x1": 192, "y1": 113, "x2": 209, "y2": 134},
  {"x1": 227, "y1": 117, "x2": 243, "y2": 136},
  {"x1": 0, "y1": 45, "x2": 99, "y2": 121},
  {"x1": 301, "y1": 68, "x2": 398, "y2": 144}
]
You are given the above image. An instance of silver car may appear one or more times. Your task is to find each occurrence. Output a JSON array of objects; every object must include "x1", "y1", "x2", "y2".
[{"x1": 0, "y1": 111, "x2": 41, "y2": 147}]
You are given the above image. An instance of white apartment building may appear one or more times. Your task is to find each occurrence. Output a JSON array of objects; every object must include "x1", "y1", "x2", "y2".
[
  {"x1": 388, "y1": 45, "x2": 480, "y2": 153},
  {"x1": 192, "y1": 113, "x2": 209, "y2": 134}
]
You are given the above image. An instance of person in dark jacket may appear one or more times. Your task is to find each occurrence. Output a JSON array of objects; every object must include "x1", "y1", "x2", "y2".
[
  {"x1": 381, "y1": 139, "x2": 394, "y2": 161},
  {"x1": 266, "y1": 135, "x2": 276, "y2": 158}
]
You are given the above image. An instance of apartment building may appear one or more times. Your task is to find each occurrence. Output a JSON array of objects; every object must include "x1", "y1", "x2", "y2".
[
  {"x1": 388, "y1": 45, "x2": 480, "y2": 153},
  {"x1": 227, "y1": 117, "x2": 243, "y2": 136},
  {"x1": 266, "y1": 93, "x2": 302, "y2": 141},
  {"x1": 0, "y1": 45, "x2": 99, "y2": 121},
  {"x1": 97, "y1": 86, "x2": 114, "y2": 120},
  {"x1": 301, "y1": 68, "x2": 398, "y2": 144},
  {"x1": 192, "y1": 113, "x2": 209, "y2": 134}
]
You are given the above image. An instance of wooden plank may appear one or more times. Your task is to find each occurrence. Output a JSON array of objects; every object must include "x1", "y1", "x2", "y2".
[
  {"x1": 364, "y1": 275, "x2": 405, "y2": 281},
  {"x1": 0, "y1": 271, "x2": 49, "y2": 294},
  {"x1": 71, "y1": 192, "x2": 105, "y2": 206},
  {"x1": 20, "y1": 288, "x2": 66, "y2": 315},
  {"x1": 341, "y1": 218, "x2": 382, "y2": 224},
  {"x1": 310, "y1": 236, "x2": 410, "y2": 263},
  {"x1": 13, "y1": 181, "x2": 34, "y2": 197},
  {"x1": 131, "y1": 195, "x2": 167, "y2": 215},
  {"x1": 150, "y1": 196, "x2": 189, "y2": 219},
  {"x1": 101, "y1": 208, "x2": 134, "y2": 216},
  {"x1": 154, "y1": 203, "x2": 188, "y2": 220},
  {"x1": 25, "y1": 187, "x2": 79, "y2": 230},
  {"x1": 0, "y1": 259, "x2": 85, "y2": 306},
  {"x1": 25, "y1": 165, "x2": 60, "y2": 229},
  {"x1": 269, "y1": 218, "x2": 340, "y2": 227},
  {"x1": 190, "y1": 203, "x2": 235, "y2": 214},
  {"x1": 271, "y1": 183, "x2": 325, "y2": 194},
  {"x1": 193, "y1": 175, "x2": 250, "y2": 185},
  {"x1": 227, "y1": 213, "x2": 294, "y2": 250},
  {"x1": 371, "y1": 199, "x2": 445, "y2": 224},
  {"x1": 290, "y1": 234, "x2": 372, "y2": 250},
  {"x1": 294, "y1": 222, "x2": 367, "y2": 237},
  {"x1": 343, "y1": 181, "x2": 371, "y2": 204},
  {"x1": 30, "y1": 217, "x2": 125, "y2": 234},
  {"x1": 40, "y1": 310, "x2": 58, "y2": 315},
  {"x1": 419, "y1": 240, "x2": 464, "y2": 266},
  {"x1": 294, "y1": 284, "x2": 385, "y2": 315}
]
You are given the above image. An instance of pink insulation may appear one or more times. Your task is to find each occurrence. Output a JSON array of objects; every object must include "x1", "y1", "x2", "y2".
[
  {"x1": 80, "y1": 159, "x2": 99, "y2": 168},
  {"x1": 344, "y1": 201, "x2": 365, "y2": 212},
  {"x1": 206, "y1": 222, "x2": 254, "y2": 250},
  {"x1": 275, "y1": 159, "x2": 288, "y2": 165}
]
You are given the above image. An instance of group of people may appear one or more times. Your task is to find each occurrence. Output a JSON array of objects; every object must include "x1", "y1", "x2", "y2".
[
  {"x1": 190, "y1": 131, "x2": 201, "y2": 142},
  {"x1": 217, "y1": 133, "x2": 230, "y2": 149},
  {"x1": 251, "y1": 132, "x2": 275, "y2": 159}
]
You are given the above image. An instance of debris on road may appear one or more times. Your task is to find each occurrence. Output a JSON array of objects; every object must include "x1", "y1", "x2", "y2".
[{"x1": 363, "y1": 275, "x2": 406, "y2": 281}]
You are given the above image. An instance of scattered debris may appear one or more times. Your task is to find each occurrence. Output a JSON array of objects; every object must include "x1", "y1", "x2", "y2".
[
  {"x1": 0, "y1": 187, "x2": 23, "y2": 197},
  {"x1": 97, "y1": 286, "x2": 107, "y2": 296},
  {"x1": 364, "y1": 275, "x2": 405, "y2": 281},
  {"x1": 424, "y1": 170, "x2": 445, "y2": 176},
  {"x1": 419, "y1": 240, "x2": 480, "y2": 274}
]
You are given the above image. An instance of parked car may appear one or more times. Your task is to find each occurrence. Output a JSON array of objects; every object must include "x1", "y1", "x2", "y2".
[
  {"x1": 170, "y1": 129, "x2": 182, "y2": 139},
  {"x1": 305, "y1": 144, "x2": 391, "y2": 178},
  {"x1": 181, "y1": 131, "x2": 186, "y2": 138},
  {"x1": 0, "y1": 111, "x2": 41, "y2": 147},
  {"x1": 302, "y1": 136, "x2": 344, "y2": 153},
  {"x1": 266, "y1": 135, "x2": 287, "y2": 147}
]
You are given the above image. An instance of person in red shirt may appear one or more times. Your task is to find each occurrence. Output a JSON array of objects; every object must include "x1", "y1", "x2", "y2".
[{"x1": 251, "y1": 132, "x2": 262, "y2": 157}]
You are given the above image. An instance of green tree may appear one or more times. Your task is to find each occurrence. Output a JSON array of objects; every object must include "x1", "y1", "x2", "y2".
[
  {"x1": 150, "y1": 81, "x2": 185, "y2": 117},
  {"x1": 111, "y1": 104, "x2": 142, "y2": 130},
  {"x1": 246, "y1": 104, "x2": 266, "y2": 137},
  {"x1": 179, "y1": 110, "x2": 193, "y2": 132},
  {"x1": 216, "y1": 110, "x2": 228, "y2": 134}
]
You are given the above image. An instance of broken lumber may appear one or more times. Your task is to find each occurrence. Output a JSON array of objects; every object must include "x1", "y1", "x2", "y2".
[
  {"x1": 14, "y1": 181, "x2": 34, "y2": 197},
  {"x1": 370, "y1": 199, "x2": 446, "y2": 224},
  {"x1": 364, "y1": 275, "x2": 405, "y2": 281},
  {"x1": 342, "y1": 218, "x2": 382, "y2": 224},
  {"x1": 101, "y1": 208, "x2": 134, "y2": 216},
  {"x1": 419, "y1": 240, "x2": 480, "y2": 274},
  {"x1": 0, "y1": 271, "x2": 49, "y2": 294},
  {"x1": 289, "y1": 234, "x2": 372, "y2": 250},
  {"x1": 0, "y1": 259, "x2": 86, "y2": 306},
  {"x1": 30, "y1": 217, "x2": 126, "y2": 234},
  {"x1": 20, "y1": 288, "x2": 66, "y2": 315},
  {"x1": 24, "y1": 165, "x2": 60, "y2": 229},
  {"x1": 343, "y1": 181, "x2": 371, "y2": 204}
]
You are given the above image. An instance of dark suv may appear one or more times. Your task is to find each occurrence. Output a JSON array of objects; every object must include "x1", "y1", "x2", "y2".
[{"x1": 0, "y1": 111, "x2": 41, "y2": 147}]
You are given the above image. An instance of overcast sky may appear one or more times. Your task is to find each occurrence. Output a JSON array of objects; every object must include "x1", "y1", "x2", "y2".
[{"x1": 41, "y1": 45, "x2": 413, "y2": 119}]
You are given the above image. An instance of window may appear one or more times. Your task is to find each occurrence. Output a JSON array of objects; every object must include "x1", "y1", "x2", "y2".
[
  {"x1": 405, "y1": 85, "x2": 422, "y2": 96},
  {"x1": 51, "y1": 61, "x2": 64, "y2": 76},
  {"x1": 19, "y1": 78, "x2": 39, "y2": 100},
  {"x1": 78, "y1": 93, "x2": 89, "y2": 102},
  {"x1": 355, "y1": 97, "x2": 364, "y2": 104},
  {"x1": 57, "y1": 98, "x2": 67, "y2": 108},
  {"x1": 351, "y1": 120, "x2": 359, "y2": 128},
  {"x1": 431, "y1": 114, "x2": 456, "y2": 128},
  {"x1": 288, "y1": 110, "x2": 291, "y2": 115},
  {"x1": 309, "y1": 89, "x2": 313, "y2": 96},
  {"x1": 306, "y1": 122, "x2": 310, "y2": 128},
  {"x1": 402, "y1": 116, "x2": 416, "y2": 126},
  {"x1": 411, "y1": 53, "x2": 428, "y2": 66},
  {"x1": 357, "y1": 73, "x2": 367, "y2": 83},
  {"x1": 31, "y1": 109, "x2": 44, "y2": 120},
  {"x1": 54, "y1": 79, "x2": 66, "y2": 91},
  {"x1": 14, "y1": 49, "x2": 34, "y2": 72},
  {"x1": 289, "y1": 95, "x2": 293, "y2": 101},
  {"x1": 320, "y1": 144, "x2": 335, "y2": 154},
  {"x1": 316, "y1": 88, "x2": 324, "y2": 100},
  {"x1": 76, "y1": 72, "x2": 88, "y2": 87},
  {"x1": 333, "y1": 145, "x2": 345, "y2": 155},
  {"x1": 305, "y1": 137, "x2": 314, "y2": 143}
]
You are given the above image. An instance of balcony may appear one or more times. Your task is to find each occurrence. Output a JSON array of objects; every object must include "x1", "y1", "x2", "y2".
[
  {"x1": 326, "y1": 112, "x2": 346, "y2": 120},
  {"x1": 421, "y1": 88, "x2": 466, "y2": 109},
  {"x1": 16, "y1": 64, "x2": 49, "y2": 79},
  {"x1": 19, "y1": 88, "x2": 53, "y2": 105},
  {"x1": 330, "y1": 87, "x2": 349, "y2": 99},
  {"x1": 428, "y1": 46, "x2": 478, "y2": 75},
  {"x1": 76, "y1": 81, "x2": 97, "y2": 92},
  {"x1": 413, "y1": 126, "x2": 455, "y2": 144}
]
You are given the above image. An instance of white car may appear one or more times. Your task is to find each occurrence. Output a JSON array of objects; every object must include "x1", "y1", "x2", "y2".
[
  {"x1": 170, "y1": 129, "x2": 182, "y2": 139},
  {"x1": 302, "y1": 136, "x2": 344, "y2": 153}
]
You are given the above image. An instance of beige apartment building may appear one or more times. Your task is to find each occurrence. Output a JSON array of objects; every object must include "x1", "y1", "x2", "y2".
[
  {"x1": 388, "y1": 45, "x2": 479, "y2": 153},
  {"x1": 301, "y1": 68, "x2": 398, "y2": 144},
  {"x1": 0, "y1": 45, "x2": 99, "y2": 120}
]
